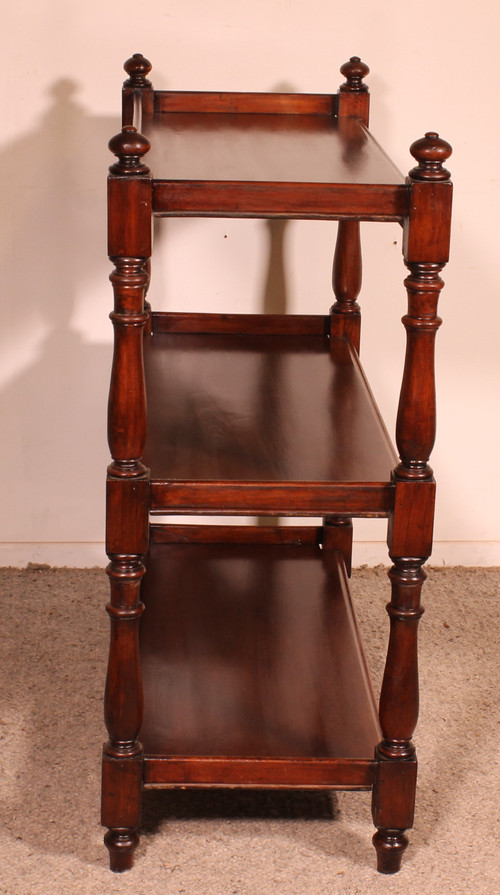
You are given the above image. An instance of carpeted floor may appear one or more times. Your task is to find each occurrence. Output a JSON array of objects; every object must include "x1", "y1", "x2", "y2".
[{"x1": 0, "y1": 565, "x2": 499, "y2": 894}]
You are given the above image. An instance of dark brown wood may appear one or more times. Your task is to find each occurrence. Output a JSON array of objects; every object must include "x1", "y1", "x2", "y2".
[
  {"x1": 142, "y1": 328, "x2": 396, "y2": 497},
  {"x1": 330, "y1": 220, "x2": 362, "y2": 351},
  {"x1": 102, "y1": 753, "x2": 143, "y2": 871},
  {"x1": 143, "y1": 103, "x2": 405, "y2": 219},
  {"x1": 323, "y1": 516, "x2": 353, "y2": 576},
  {"x1": 154, "y1": 90, "x2": 337, "y2": 115},
  {"x1": 395, "y1": 262, "x2": 444, "y2": 480},
  {"x1": 149, "y1": 481, "x2": 393, "y2": 517},
  {"x1": 388, "y1": 479, "x2": 436, "y2": 559},
  {"x1": 152, "y1": 180, "x2": 406, "y2": 220},
  {"x1": 139, "y1": 538, "x2": 380, "y2": 761},
  {"x1": 150, "y1": 522, "x2": 322, "y2": 546},
  {"x1": 151, "y1": 310, "x2": 329, "y2": 336},
  {"x1": 103, "y1": 53, "x2": 452, "y2": 874},
  {"x1": 329, "y1": 215, "x2": 363, "y2": 570},
  {"x1": 106, "y1": 477, "x2": 149, "y2": 556},
  {"x1": 370, "y1": 132, "x2": 452, "y2": 873},
  {"x1": 338, "y1": 56, "x2": 370, "y2": 125},
  {"x1": 102, "y1": 557, "x2": 145, "y2": 871},
  {"x1": 396, "y1": 135, "x2": 452, "y2": 482},
  {"x1": 143, "y1": 110, "x2": 400, "y2": 186},
  {"x1": 122, "y1": 53, "x2": 153, "y2": 127},
  {"x1": 372, "y1": 560, "x2": 425, "y2": 873},
  {"x1": 143, "y1": 757, "x2": 375, "y2": 789},
  {"x1": 123, "y1": 53, "x2": 152, "y2": 93},
  {"x1": 103, "y1": 122, "x2": 154, "y2": 870}
]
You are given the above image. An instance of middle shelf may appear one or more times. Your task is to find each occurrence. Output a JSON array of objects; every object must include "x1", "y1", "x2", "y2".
[{"x1": 143, "y1": 312, "x2": 397, "y2": 517}]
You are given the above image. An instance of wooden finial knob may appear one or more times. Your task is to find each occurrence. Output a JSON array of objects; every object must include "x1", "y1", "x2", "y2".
[
  {"x1": 409, "y1": 132, "x2": 452, "y2": 181},
  {"x1": 123, "y1": 53, "x2": 152, "y2": 88},
  {"x1": 339, "y1": 56, "x2": 369, "y2": 92},
  {"x1": 108, "y1": 126, "x2": 150, "y2": 175}
]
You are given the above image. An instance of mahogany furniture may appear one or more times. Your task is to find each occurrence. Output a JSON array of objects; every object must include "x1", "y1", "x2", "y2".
[{"x1": 102, "y1": 53, "x2": 452, "y2": 874}]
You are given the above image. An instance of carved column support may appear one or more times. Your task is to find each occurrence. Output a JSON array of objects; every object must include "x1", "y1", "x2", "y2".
[
  {"x1": 104, "y1": 556, "x2": 145, "y2": 755},
  {"x1": 395, "y1": 261, "x2": 444, "y2": 480},
  {"x1": 332, "y1": 57, "x2": 368, "y2": 356},
  {"x1": 330, "y1": 219, "x2": 362, "y2": 352},
  {"x1": 372, "y1": 557, "x2": 425, "y2": 872},
  {"x1": 396, "y1": 131, "x2": 452, "y2": 483},
  {"x1": 107, "y1": 258, "x2": 149, "y2": 478},
  {"x1": 103, "y1": 119, "x2": 153, "y2": 871},
  {"x1": 379, "y1": 559, "x2": 425, "y2": 757},
  {"x1": 374, "y1": 132, "x2": 451, "y2": 876},
  {"x1": 102, "y1": 555, "x2": 145, "y2": 872}
]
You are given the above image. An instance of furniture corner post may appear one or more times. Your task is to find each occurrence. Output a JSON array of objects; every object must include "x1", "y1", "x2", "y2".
[
  {"x1": 103, "y1": 128, "x2": 152, "y2": 871},
  {"x1": 372, "y1": 133, "x2": 452, "y2": 873},
  {"x1": 102, "y1": 556, "x2": 145, "y2": 871},
  {"x1": 397, "y1": 131, "x2": 452, "y2": 482},
  {"x1": 330, "y1": 219, "x2": 362, "y2": 353},
  {"x1": 372, "y1": 557, "x2": 423, "y2": 872},
  {"x1": 107, "y1": 126, "x2": 152, "y2": 479},
  {"x1": 331, "y1": 57, "x2": 369, "y2": 352},
  {"x1": 337, "y1": 56, "x2": 370, "y2": 125},
  {"x1": 122, "y1": 53, "x2": 154, "y2": 127}
]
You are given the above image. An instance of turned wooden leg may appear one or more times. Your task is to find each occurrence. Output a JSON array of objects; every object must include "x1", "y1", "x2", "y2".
[
  {"x1": 105, "y1": 828, "x2": 141, "y2": 873},
  {"x1": 372, "y1": 558, "x2": 423, "y2": 873},
  {"x1": 372, "y1": 829, "x2": 409, "y2": 874},
  {"x1": 372, "y1": 748, "x2": 417, "y2": 873},
  {"x1": 101, "y1": 557, "x2": 145, "y2": 871}
]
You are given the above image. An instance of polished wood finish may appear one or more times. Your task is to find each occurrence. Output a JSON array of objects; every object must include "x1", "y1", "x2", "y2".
[
  {"x1": 369, "y1": 131, "x2": 452, "y2": 873},
  {"x1": 154, "y1": 90, "x2": 337, "y2": 115},
  {"x1": 140, "y1": 528, "x2": 380, "y2": 765},
  {"x1": 141, "y1": 66, "x2": 404, "y2": 220},
  {"x1": 144, "y1": 114, "x2": 403, "y2": 186},
  {"x1": 103, "y1": 119, "x2": 152, "y2": 873},
  {"x1": 331, "y1": 220, "x2": 362, "y2": 350},
  {"x1": 103, "y1": 53, "x2": 452, "y2": 874},
  {"x1": 142, "y1": 323, "x2": 396, "y2": 493}
]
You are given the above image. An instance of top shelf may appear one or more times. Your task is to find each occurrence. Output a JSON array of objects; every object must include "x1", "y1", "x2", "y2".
[
  {"x1": 135, "y1": 91, "x2": 407, "y2": 219},
  {"x1": 143, "y1": 105, "x2": 404, "y2": 187}
]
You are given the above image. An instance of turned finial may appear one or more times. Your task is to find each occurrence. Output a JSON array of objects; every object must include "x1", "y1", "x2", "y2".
[
  {"x1": 339, "y1": 56, "x2": 369, "y2": 92},
  {"x1": 108, "y1": 126, "x2": 150, "y2": 175},
  {"x1": 409, "y1": 132, "x2": 452, "y2": 181},
  {"x1": 123, "y1": 53, "x2": 152, "y2": 88}
]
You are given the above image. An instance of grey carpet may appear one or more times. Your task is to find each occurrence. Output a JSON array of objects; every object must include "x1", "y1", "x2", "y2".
[{"x1": 1, "y1": 565, "x2": 499, "y2": 894}]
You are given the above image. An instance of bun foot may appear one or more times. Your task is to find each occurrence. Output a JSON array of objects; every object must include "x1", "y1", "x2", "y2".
[
  {"x1": 373, "y1": 829, "x2": 408, "y2": 873},
  {"x1": 104, "y1": 828, "x2": 140, "y2": 872}
]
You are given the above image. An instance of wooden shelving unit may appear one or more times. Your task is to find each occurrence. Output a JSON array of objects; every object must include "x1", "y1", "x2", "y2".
[{"x1": 102, "y1": 53, "x2": 452, "y2": 875}]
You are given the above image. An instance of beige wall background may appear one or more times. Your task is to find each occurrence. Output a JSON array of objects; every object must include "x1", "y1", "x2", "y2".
[{"x1": 2, "y1": 1, "x2": 499, "y2": 567}]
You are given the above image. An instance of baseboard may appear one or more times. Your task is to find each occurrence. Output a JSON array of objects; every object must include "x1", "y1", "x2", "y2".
[
  {"x1": 352, "y1": 541, "x2": 500, "y2": 568},
  {"x1": 1, "y1": 541, "x2": 499, "y2": 569},
  {"x1": 0, "y1": 543, "x2": 107, "y2": 568}
]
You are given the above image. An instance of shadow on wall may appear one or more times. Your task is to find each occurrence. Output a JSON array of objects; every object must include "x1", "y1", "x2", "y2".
[
  {"x1": 0, "y1": 81, "x2": 295, "y2": 554},
  {"x1": 0, "y1": 80, "x2": 120, "y2": 549}
]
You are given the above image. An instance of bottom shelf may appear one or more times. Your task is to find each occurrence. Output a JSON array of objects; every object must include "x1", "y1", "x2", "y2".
[{"x1": 140, "y1": 525, "x2": 381, "y2": 789}]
